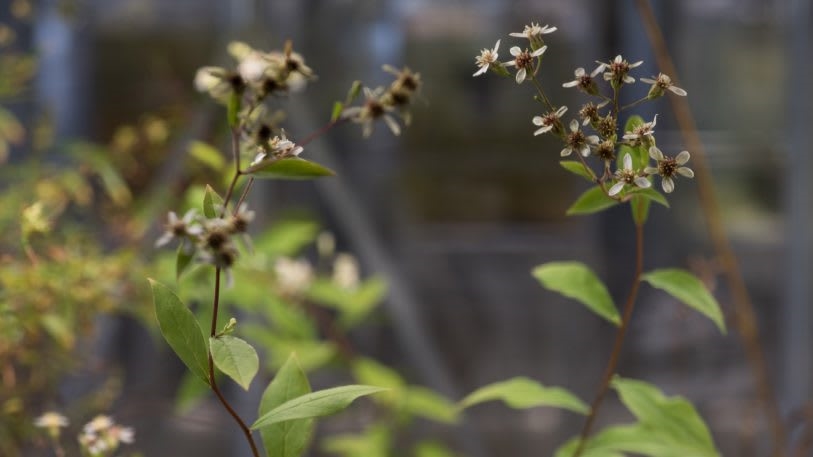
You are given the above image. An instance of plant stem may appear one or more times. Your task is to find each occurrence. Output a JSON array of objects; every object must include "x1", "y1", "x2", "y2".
[
  {"x1": 529, "y1": 74, "x2": 555, "y2": 112},
  {"x1": 222, "y1": 127, "x2": 244, "y2": 217},
  {"x1": 620, "y1": 96, "x2": 649, "y2": 112},
  {"x1": 633, "y1": 2, "x2": 787, "y2": 455},
  {"x1": 209, "y1": 268, "x2": 261, "y2": 457},
  {"x1": 299, "y1": 117, "x2": 349, "y2": 147},
  {"x1": 572, "y1": 218, "x2": 645, "y2": 457},
  {"x1": 233, "y1": 177, "x2": 255, "y2": 215}
]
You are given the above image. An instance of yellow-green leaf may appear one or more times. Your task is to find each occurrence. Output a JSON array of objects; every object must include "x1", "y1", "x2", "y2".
[
  {"x1": 246, "y1": 157, "x2": 335, "y2": 180},
  {"x1": 458, "y1": 377, "x2": 588, "y2": 414},
  {"x1": 566, "y1": 186, "x2": 618, "y2": 216},
  {"x1": 210, "y1": 335, "x2": 259, "y2": 390},
  {"x1": 641, "y1": 269, "x2": 726, "y2": 334},
  {"x1": 560, "y1": 160, "x2": 595, "y2": 182},
  {"x1": 259, "y1": 354, "x2": 314, "y2": 457},
  {"x1": 533, "y1": 261, "x2": 620, "y2": 326},
  {"x1": 252, "y1": 385, "x2": 388, "y2": 429}
]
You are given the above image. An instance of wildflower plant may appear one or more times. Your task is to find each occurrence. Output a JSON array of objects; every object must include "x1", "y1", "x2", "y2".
[
  {"x1": 150, "y1": 40, "x2": 424, "y2": 457},
  {"x1": 466, "y1": 22, "x2": 726, "y2": 457}
]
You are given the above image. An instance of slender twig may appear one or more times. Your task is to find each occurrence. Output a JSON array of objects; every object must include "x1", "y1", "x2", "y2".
[
  {"x1": 208, "y1": 268, "x2": 261, "y2": 457},
  {"x1": 620, "y1": 96, "x2": 649, "y2": 112},
  {"x1": 221, "y1": 127, "x2": 244, "y2": 216},
  {"x1": 572, "y1": 217, "x2": 645, "y2": 457},
  {"x1": 529, "y1": 74, "x2": 555, "y2": 112},
  {"x1": 299, "y1": 117, "x2": 349, "y2": 147},
  {"x1": 633, "y1": 2, "x2": 787, "y2": 455},
  {"x1": 233, "y1": 177, "x2": 255, "y2": 215}
]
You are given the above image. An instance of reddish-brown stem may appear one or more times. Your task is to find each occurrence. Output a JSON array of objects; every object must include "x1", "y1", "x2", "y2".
[
  {"x1": 299, "y1": 117, "x2": 348, "y2": 147},
  {"x1": 633, "y1": 2, "x2": 787, "y2": 455},
  {"x1": 209, "y1": 268, "x2": 261, "y2": 457},
  {"x1": 233, "y1": 177, "x2": 255, "y2": 215},
  {"x1": 572, "y1": 218, "x2": 645, "y2": 457}
]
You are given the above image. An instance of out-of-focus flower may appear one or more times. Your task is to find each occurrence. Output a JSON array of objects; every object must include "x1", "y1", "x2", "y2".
[
  {"x1": 274, "y1": 257, "x2": 314, "y2": 296},
  {"x1": 34, "y1": 412, "x2": 68, "y2": 439},
  {"x1": 562, "y1": 66, "x2": 603, "y2": 95},
  {"x1": 343, "y1": 87, "x2": 401, "y2": 137},
  {"x1": 473, "y1": 40, "x2": 500, "y2": 77},
  {"x1": 596, "y1": 55, "x2": 643, "y2": 88},
  {"x1": 155, "y1": 209, "x2": 201, "y2": 248},
  {"x1": 623, "y1": 115, "x2": 657, "y2": 148},
  {"x1": 333, "y1": 253, "x2": 360, "y2": 290}
]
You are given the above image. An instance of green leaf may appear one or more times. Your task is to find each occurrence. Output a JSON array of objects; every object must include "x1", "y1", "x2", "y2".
[
  {"x1": 532, "y1": 262, "x2": 620, "y2": 326},
  {"x1": 176, "y1": 240, "x2": 194, "y2": 280},
  {"x1": 331, "y1": 101, "x2": 344, "y2": 122},
  {"x1": 628, "y1": 187, "x2": 669, "y2": 208},
  {"x1": 351, "y1": 357, "x2": 406, "y2": 405},
  {"x1": 566, "y1": 186, "x2": 618, "y2": 216},
  {"x1": 149, "y1": 279, "x2": 210, "y2": 384},
  {"x1": 252, "y1": 385, "x2": 388, "y2": 430},
  {"x1": 404, "y1": 387, "x2": 459, "y2": 424},
  {"x1": 554, "y1": 425, "x2": 665, "y2": 457},
  {"x1": 641, "y1": 269, "x2": 726, "y2": 334},
  {"x1": 322, "y1": 425, "x2": 390, "y2": 457},
  {"x1": 210, "y1": 335, "x2": 259, "y2": 390},
  {"x1": 414, "y1": 441, "x2": 457, "y2": 457},
  {"x1": 203, "y1": 184, "x2": 224, "y2": 218},
  {"x1": 458, "y1": 377, "x2": 589, "y2": 414},
  {"x1": 631, "y1": 194, "x2": 652, "y2": 226},
  {"x1": 259, "y1": 354, "x2": 314, "y2": 457},
  {"x1": 246, "y1": 157, "x2": 336, "y2": 180},
  {"x1": 612, "y1": 377, "x2": 720, "y2": 456},
  {"x1": 560, "y1": 161, "x2": 595, "y2": 182},
  {"x1": 254, "y1": 218, "x2": 320, "y2": 258},
  {"x1": 306, "y1": 277, "x2": 387, "y2": 327},
  {"x1": 188, "y1": 141, "x2": 225, "y2": 172}
]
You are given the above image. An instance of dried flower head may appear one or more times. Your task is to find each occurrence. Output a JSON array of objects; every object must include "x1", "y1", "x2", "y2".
[
  {"x1": 274, "y1": 257, "x2": 314, "y2": 296},
  {"x1": 578, "y1": 100, "x2": 609, "y2": 126},
  {"x1": 343, "y1": 87, "x2": 401, "y2": 137},
  {"x1": 156, "y1": 209, "x2": 201, "y2": 247},
  {"x1": 645, "y1": 146, "x2": 694, "y2": 193},
  {"x1": 473, "y1": 40, "x2": 501, "y2": 77},
  {"x1": 561, "y1": 119, "x2": 599, "y2": 157}
]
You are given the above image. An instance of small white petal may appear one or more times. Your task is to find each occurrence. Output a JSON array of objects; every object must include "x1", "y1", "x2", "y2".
[
  {"x1": 644, "y1": 167, "x2": 659, "y2": 174},
  {"x1": 509, "y1": 32, "x2": 524, "y2": 37},
  {"x1": 640, "y1": 77, "x2": 656, "y2": 84},
  {"x1": 555, "y1": 106, "x2": 568, "y2": 116},
  {"x1": 608, "y1": 182, "x2": 625, "y2": 196},
  {"x1": 623, "y1": 133, "x2": 639, "y2": 140},
  {"x1": 493, "y1": 39, "x2": 501, "y2": 53},
  {"x1": 614, "y1": 55, "x2": 623, "y2": 63},
  {"x1": 544, "y1": 26, "x2": 558, "y2": 33},
  {"x1": 155, "y1": 233, "x2": 173, "y2": 248},
  {"x1": 510, "y1": 46, "x2": 522, "y2": 56},
  {"x1": 562, "y1": 80, "x2": 580, "y2": 88},
  {"x1": 623, "y1": 75, "x2": 636, "y2": 84},
  {"x1": 677, "y1": 167, "x2": 694, "y2": 178},
  {"x1": 515, "y1": 68, "x2": 526, "y2": 84},
  {"x1": 586, "y1": 135, "x2": 600, "y2": 145},
  {"x1": 661, "y1": 177, "x2": 675, "y2": 193},
  {"x1": 574, "y1": 68, "x2": 586, "y2": 77},
  {"x1": 591, "y1": 64, "x2": 605, "y2": 77},
  {"x1": 560, "y1": 148, "x2": 572, "y2": 157},
  {"x1": 473, "y1": 65, "x2": 488, "y2": 77},
  {"x1": 629, "y1": 60, "x2": 643, "y2": 68},
  {"x1": 534, "y1": 126, "x2": 552, "y2": 136},
  {"x1": 634, "y1": 177, "x2": 652, "y2": 188},
  {"x1": 668, "y1": 86, "x2": 687, "y2": 96},
  {"x1": 569, "y1": 119, "x2": 579, "y2": 131},
  {"x1": 532, "y1": 116, "x2": 544, "y2": 126},
  {"x1": 623, "y1": 153, "x2": 633, "y2": 170},
  {"x1": 649, "y1": 146, "x2": 664, "y2": 161},
  {"x1": 675, "y1": 150, "x2": 690, "y2": 164},
  {"x1": 531, "y1": 45, "x2": 547, "y2": 57},
  {"x1": 383, "y1": 115, "x2": 401, "y2": 136},
  {"x1": 580, "y1": 146, "x2": 591, "y2": 157}
]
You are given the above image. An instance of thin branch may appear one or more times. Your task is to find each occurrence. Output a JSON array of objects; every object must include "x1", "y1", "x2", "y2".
[
  {"x1": 572, "y1": 216, "x2": 645, "y2": 457},
  {"x1": 633, "y1": 2, "x2": 787, "y2": 455},
  {"x1": 221, "y1": 127, "x2": 244, "y2": 216},
  {"x1": 208, "y1": 268, "x2": 261, "y2": 457}
]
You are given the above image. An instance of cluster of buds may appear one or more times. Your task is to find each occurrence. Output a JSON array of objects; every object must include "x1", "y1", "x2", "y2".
[
  {"x1": 155, "y1": 204, "x2": 255, "y2": 282},
  {"x1": 475, "y1": 23, "x2": 693, "y2": 195},
  {"x1": 341, "y1": 65, "x2": 422, "y2": 137}
]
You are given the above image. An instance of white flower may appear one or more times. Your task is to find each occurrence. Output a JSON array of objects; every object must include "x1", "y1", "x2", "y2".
[
  {"x1": 562, "y1": 66, "x2": 603, "y2": 94},
  {"x1": 83, "y1": 415, "x2": 114, "y2": 434},
  {"x1": 645, "y1": 146, "x2": 694, "y2": 193},
  {"x1": 110, "y1": 425, "x2": 135, "y2": 444},
  {"x1": 343, "y1": 87, "x2": 401, "y2": 137},
  {"x1": 194, "y1": 66, "x2": 236, "y2": 101},
  {"x1": 504, "y1": 46, "x2": 547, "y2": 84},
  {"x1": 532, "y1": 105, "x2": 567, "y2": 136},
  {"x1": 609, "y1": 153, "x2": 651, "y2": 196},
  {"x1": 156, "y1": 209, "x2": 201, "y2": 247},
  {"x1": 333, "y1": 253, "x2": 360, "y2": 290},
  {"x1": 34, "y1": 412, "x2": 69, "y2": 429},
  {"x1": 473, "y1": 39, "x2": 500, "y2": 76},
  {"x1": 597, "y1": 54, "x2": 643, "y2": 86},
  {"x1": 509, "y1": 22, "x2": 557, "y2": 40},
  {"x1": 622, "y1": 114, "x2": 657, "y2": 147},
  {"x1": 237, "y1": 51, "x2": 271, "y2": 84},
  {"x1": 561, "y1": 119, "x2": 599, "y2": 157},
  {"x1": 640, "y1": 73, "x2": 687, "y2": 97},
  {"x1": 274, "y1": 257, "x2": 314, "y2": 295}
]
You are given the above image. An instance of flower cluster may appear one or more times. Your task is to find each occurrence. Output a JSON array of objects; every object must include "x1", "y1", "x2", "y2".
[
  {"x1": 474, "y1": 23, "x2": 692, "y2": 196},
  {"x1": 342, "y1": 65, "x2": 422, "y2": 137},
  {"x1": 155, "y1": 204, "x2": 255, "y2": 283},
  {"x1": 34, "y1": 412, "x2": 135, "y2": 457}
]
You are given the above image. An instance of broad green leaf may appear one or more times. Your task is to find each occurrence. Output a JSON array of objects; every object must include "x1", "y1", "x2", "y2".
[
  {"x1": 210, "y1": 335, "x2": 259, "y2": 390},
  {"x1": 560, "y1": 160, "x2": 595, "y2": 182},
  {"x1": 414, "y1": 441, "x2": 457, "y2": 457},
  {"x1": 252, "y1": 385, "x2": 388, "y2": 429},
  {"x1": 188, "y1": 140, "x2": 225, "y2": 172},
  {"x1": 307, "y1": 277, "x2": 387, "y2": 327},
  {"x1": 566, "y1": 186, "x2": 618, "y2": 216},
  {"x1": 641, "y1": 269, "x2": 726, "y2": 334},
  {"x1": 259, "y1": 354, "x2": 314, "y2": 457},
  {"x1": 331, "y1": 101, "x2": 344, "y2": 122},
  {"x1": 612, "y1": 377, "x2": 720, "y2": 456},
  {"x1": 176, "y1": 240, "x2": 194, "y2": 280},
  {"x1": 458, "y1": 377, "x2": 589, "y2": 414},
  {"x1": 149, "y1": 279, "x2": 210, "y2": 384},
  {"x1": 628, "y1": 187, "x2": 669, "y2": 208},
  {"x1": 533, "y1": 262, "x2": 620, "y2": 326},
  {"x1": 246, "y1": 157, "x2": 336, "y2": 180},
  {"x1": 404, "y1": 387, "x2": 459, "y2": 424},
  {"x1": 322, "y1": 425, "x2": 390, "y2": 457},
  {"x1": 254, "y1": 219, "x2": 320, "y2": 258},
  {"x1": 175, "y1": 372, "x2": 210, "y2": 414},
  {"x1": 554, "y1": 425, "x2": 666, "y2": 457},
  {"x1": 203, "y1": 184, "x2": 224, "y2": 218},
  {"x1": 631, "y1": 194, "x2": 652, "y2": 226}
]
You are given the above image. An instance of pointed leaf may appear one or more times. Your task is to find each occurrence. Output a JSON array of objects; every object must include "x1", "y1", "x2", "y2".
[
  {"x1": 149, "y1": 279, "x2": 210, "y2": 384},
  {"x1": 210, "y1": 335, "x2": 259, "y2": 390},
  {"x1": 331, "y1": 101, "x2": 344, "y2": 122},
  {"x1": 560, "y1": 160, "x2": 595, "y2": 182},
  {"x1": 189, "y1": 141, "x2": 225, "y2": 172},
  {"x1": 458, "y1": 377, "x2": 588, "y2": 414},
  {"x1": 628, "y1": 187, "x2": 669, "y2": 208},
  {"x1": 641, "y1": 269, "x2": 726, "y2": 334},
  {"x1": 404, "y1": 387, "x2": 459, "y2": 424},
  {"x1": 259, "y1": 354, "x2": 314, "y2": 457},
  {"x1": 566, "y1": 186, "x2": 618, "y2": 216},
  {"x1": 612, "y1": 377, "x2": 720, "y2": 456},
  {"x1": 533, "y1": 262, "x2": 620, "y2": 326},
  {"x1": 246, "y1": 157, "x2": 336, "y2": 180},
  {"x1": 252, "y1": 385, "x2": 388, "y2": 429},
  {"x1": 203, "y1": 184, "x2": 224, "y2": 218}
]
